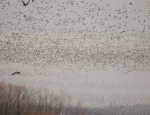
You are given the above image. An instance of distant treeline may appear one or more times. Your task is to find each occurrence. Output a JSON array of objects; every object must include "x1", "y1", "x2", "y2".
[{"x1": 0, "y1": 81, "x2": 84, "y2": 115}]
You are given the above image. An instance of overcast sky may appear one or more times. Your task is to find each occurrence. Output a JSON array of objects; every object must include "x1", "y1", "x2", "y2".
[
  {"x1": 0, "y1": 0, "x2": 150, "y2": 47},
  {"x1": 0, "y1": 0, "x2": 150, "y2": 107}
]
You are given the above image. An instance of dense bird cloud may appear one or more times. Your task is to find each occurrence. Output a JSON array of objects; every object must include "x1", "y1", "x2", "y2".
[
  {"x1": 0, "y1": 0, "x2": 150, "y2": 108},
  {"x1": 1, "y1": 0, "x2": 150, "y2": 41},
  {"x1": 0, "y1": 0, "x2": 150, "y2": 72}
]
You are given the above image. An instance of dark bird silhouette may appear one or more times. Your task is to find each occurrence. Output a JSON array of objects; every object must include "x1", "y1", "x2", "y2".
[
  {"x1": 130, "y1": 2, "x2": 133, "y2": 5},
  {"x1": 11, "y1": 72, "x2": 21, "y2": 76},
  {"x1": 22, "y1": 0, "x2": 30, "y2": 6}
]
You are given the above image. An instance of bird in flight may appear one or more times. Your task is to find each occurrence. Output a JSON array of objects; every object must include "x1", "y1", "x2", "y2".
[{"x1": 22, "y1": 0, "x2": 30, "y2": 6}]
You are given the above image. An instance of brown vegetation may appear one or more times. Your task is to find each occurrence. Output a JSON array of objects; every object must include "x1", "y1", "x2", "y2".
[{"x1": 0, "y1": 81, "x2": 84, "y2": 115}]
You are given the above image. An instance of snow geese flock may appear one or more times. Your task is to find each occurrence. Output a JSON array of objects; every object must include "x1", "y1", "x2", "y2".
[{"x1": 0, "y1": 0, "x2": 150, "y2": 72}]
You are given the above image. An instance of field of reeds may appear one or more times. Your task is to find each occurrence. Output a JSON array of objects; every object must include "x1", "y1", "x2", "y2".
[{"x1": 0, "y1": 81, "x2": 84, "y2": 115}]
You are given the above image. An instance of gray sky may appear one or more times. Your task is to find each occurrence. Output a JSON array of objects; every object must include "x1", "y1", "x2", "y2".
[
  {"x1": 0, "y1": 0, "x2": 150, "y2": 47},
  {"x1": 0, "y1": 0, "x2": 150, "y2": 108}
]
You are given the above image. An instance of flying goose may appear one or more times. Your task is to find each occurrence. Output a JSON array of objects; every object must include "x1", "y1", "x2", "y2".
[
  {"x1": 11, "y1": 72, "x2": 21, "y2": 76},
  {"x1": 22, "y1": 0, "x2": 30, "y2": 6}
]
